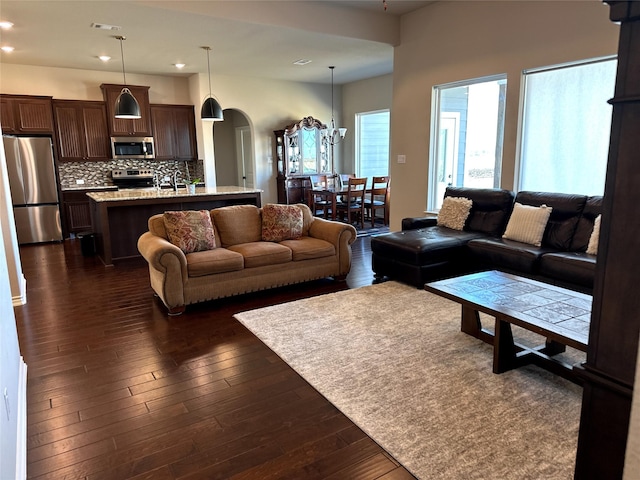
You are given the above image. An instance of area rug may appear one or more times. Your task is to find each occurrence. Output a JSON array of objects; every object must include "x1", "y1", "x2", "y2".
[{"x1": 234, "y1": 281, "x2": 584, "y2": 479}]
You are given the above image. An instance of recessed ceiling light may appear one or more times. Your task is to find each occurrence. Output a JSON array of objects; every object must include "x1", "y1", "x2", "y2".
[
  {"x1": 174, "y1": 63, "x2": 185, "y2": 69},
  {"x1": 1, "y1": 46, "x2": 15, "y2": 53},
  {"x1": 293, "y1": 59, "x2": 312, "y2": 66},
  {"x1": 90, "y1": 22, "x2": 121, "y2": 31},
  {"x1": 98, "y1": 55, "x2": 111, "y2": 62},
  {"x1": 0, "y1": 21, "x2": 14, "y2": 29}
]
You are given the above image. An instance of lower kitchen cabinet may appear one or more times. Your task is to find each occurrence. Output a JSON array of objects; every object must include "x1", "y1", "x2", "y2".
[{"x1": 61, "y1": 189, "x2": 115, "y2": 237}]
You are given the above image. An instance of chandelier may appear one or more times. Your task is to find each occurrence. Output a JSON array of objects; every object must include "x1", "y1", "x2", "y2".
[{"x1": 321, "y1": 66, "x2": 347, "y2": 147}]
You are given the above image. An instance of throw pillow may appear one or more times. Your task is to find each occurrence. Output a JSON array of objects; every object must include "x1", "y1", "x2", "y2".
[
  {"x1": 437, "y1": 196, "x2": 473, "y2": 231},
  {"x1": 586, "y1": 214, "x2": 601, "y2": 255},
  {"x1": 261, "y1": 203, "x2": 303, "y2": 242},
  {"x1": 502, "y1": 202, "x2": 552, "y2": 247},
  {"x1": 163, "y1": 210, "x2": 216, "y2": 254}
]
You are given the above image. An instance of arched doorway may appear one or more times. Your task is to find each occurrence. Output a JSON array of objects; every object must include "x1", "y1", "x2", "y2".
[{"x1": 213, "y1": 109, "x2": 254, "y2": 188}]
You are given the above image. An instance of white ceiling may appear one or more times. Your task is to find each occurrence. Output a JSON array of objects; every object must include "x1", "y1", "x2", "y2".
[{"x1": 0, "y1": 0, "x2": 434, "y2": 85}]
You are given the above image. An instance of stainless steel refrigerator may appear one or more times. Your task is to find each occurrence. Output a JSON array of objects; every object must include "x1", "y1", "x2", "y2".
[{"x1": 3, "y1": 135, "x2": 63, "y2": 244}]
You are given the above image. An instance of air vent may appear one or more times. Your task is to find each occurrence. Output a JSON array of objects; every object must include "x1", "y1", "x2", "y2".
[
  {"x1": 90, "y1": 23, "x2": 122, "y2": 31},
  {"x1": 293, "y1": 59, "x2": 312, "y2": 66}
]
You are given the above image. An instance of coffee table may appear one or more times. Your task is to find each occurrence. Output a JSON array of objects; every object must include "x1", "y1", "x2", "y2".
[{"x1": 425, "y1": 270, "x2": 591, "y2": 384}]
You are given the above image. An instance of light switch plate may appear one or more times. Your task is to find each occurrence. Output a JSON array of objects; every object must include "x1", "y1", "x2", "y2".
[{"x1": 397, "y1": 155, "x2": 406, "y2": 164}]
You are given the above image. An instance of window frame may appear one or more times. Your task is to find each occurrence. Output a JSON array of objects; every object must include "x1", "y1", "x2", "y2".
[
  {"x1": 355, "y1": 109, "x2": 390, "y2": 179},
  {"x1": 428, "y1": 73, "x2": 507, "y2": 210}
]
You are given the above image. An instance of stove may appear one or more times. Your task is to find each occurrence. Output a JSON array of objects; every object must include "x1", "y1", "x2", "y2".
[{"x1": 111, "y1": 168, "x2": 154, "y2": 188}]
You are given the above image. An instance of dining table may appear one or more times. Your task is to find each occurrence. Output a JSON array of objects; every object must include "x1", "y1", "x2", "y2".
[{"x1": 307, "y1": 186, "x2": 348, "y2": 220}]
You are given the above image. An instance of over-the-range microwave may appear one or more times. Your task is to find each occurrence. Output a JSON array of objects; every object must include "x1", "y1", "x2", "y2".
[{"x1": 111, "y1": 137, "x2": 155, "y2": 159}]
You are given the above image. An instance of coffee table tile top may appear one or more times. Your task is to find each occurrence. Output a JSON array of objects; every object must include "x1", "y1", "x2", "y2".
[{"x1": 433, "y1": 271, "x2": 591, "y2": 343}]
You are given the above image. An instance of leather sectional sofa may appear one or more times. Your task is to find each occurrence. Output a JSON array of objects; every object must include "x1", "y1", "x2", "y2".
[{"x1": 371, "y1": 187, "x2": 602, "y2": 293}]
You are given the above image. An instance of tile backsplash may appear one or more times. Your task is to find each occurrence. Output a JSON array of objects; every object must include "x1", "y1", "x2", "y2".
[{"x1": 58, "y1": 159, "x2": 204, "y2": 189}]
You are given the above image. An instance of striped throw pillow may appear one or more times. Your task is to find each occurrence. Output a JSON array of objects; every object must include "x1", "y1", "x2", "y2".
[{"x1": 502, "y1": 202, "x2": 552, "y2": 247}]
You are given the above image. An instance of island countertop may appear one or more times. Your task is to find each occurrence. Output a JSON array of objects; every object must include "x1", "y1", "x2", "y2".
[
  {"x1": 86, "y1": 185, "x2": 262, "y2": 202},
  {"x1": 87, "y1": 186, "x2": 262, "y2": 266}
]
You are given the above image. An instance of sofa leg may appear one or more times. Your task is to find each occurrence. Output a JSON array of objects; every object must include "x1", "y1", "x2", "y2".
[
  {"x1": 333, "y1": 274, "x2": 348, "y2": 282},
  {"x1": 167, "y1": 305, "x2": 186, "y2": 316}
]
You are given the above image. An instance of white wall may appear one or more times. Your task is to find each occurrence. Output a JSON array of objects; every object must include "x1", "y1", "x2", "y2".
[
  {"x1": 0, "y1": 142, "x2": 27, "y2": 479},
  {"x1": 342, "y1": 74, "x2": 393, "y2": 175},
  {"x1": 0, "y1": 64, "x2": 335, "y2": 205},
  {"x1": 390, "y1": 0, "x2": 619, "y2": 229}
]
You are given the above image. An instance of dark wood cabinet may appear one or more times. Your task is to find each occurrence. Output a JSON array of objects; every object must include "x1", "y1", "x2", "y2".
[
  {"x1": 150, "y1": 104, "x2": 197, "y2": 161},
  {"x1": 53, "y1": 100, "x2": 111, "y2": 162},
  {"x1": 61, "y1": 188, "x2": 116, "y2": 237},
  {"x1": 0, "y1": 94, "x2": 54, "y2": 134},
  {"x1": 100, "y1": 84, "x2": 152, "y2": 136}
]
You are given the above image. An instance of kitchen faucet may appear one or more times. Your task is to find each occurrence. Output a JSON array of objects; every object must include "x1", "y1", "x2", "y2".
[{"x1": 173, "y1": 171, "x2": 182, "y2": 191}]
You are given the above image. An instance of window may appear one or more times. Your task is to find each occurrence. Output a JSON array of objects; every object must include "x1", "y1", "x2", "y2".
[
  {"x1": 356, "y1": 110, "x2": 390, "y2": 178},
  {"x1": 429, "y1": 75, "x2": 507, "y2": 209},
  {"x1": 518, "y1": 57, "x2": 616, "y2": 195}
]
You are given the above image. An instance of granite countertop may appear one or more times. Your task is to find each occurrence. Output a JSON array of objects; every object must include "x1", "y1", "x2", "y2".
[
  {"x1": 61, "y1": 185, "x2": 119, "y2": 192},
  {"x1": 86, "y1": 186, "x2": 263, "y2": 202}
]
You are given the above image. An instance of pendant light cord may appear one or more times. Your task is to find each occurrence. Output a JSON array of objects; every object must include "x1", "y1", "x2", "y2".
[
  {"x1": 118, "y1": 36, "x2": 127, "y2": 85},
  {"x1": 330, "y1": 66, "x2": 335, "y2": 129},
  {"x1": 206, "y1": 47, "x2": 212, "y2": 99}
]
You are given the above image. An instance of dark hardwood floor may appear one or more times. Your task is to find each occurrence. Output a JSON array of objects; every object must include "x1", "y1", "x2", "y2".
[{"x1": 15, "y1": 232, "x2": 416, "y2": 479}]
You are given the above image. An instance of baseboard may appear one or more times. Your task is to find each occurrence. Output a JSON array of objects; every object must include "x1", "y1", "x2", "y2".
[
  {"x1": 12, "y1": 274, "x2": 26, "y2": 306},
  {"x1": 15, "y1": 358, "x2": 27, "y2": 480}
]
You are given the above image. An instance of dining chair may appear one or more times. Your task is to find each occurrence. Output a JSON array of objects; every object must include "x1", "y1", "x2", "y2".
[
  {"x1": 309, "y1": 174, "x2": 332, "y2": 218},
  {"x1": 363, "y1": 176, "x2": 390, "y2": 227},
  {"x1": 335, "y1": 177, "x2": 367, "y2": 229}
]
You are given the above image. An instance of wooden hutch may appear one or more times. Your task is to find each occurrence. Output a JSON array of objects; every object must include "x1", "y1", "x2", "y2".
[{"x1": 274, "y1": 116, "x2": 331, "y2": 204}]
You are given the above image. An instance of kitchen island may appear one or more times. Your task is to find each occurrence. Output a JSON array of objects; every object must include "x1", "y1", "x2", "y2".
[{"x1": 87, "y1": 186, "x2": 262, "y2": 266}]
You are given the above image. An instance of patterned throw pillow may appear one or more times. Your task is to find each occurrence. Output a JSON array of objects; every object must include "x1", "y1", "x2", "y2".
[
  {"x1": 437, "y1": 196, "x2": 473, "y2": 231},
  {"x1": 586, "y1": 214, "x2": 601, "y2": 255},
  {"x1": 163, "y1": 210, "x2": 216, "y2": 254},
  {"x1": 502, "y1": 202, "x2": 552, "y2": 247},
  {"x1": 261, "y1": 204, "x2": 303, "y2": 242}
]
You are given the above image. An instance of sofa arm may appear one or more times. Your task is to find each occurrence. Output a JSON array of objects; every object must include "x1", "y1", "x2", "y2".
[
  {"x1": 308, "y1": 217, "x2": 357, "y2": 246},
  {"x1": 137, "y1": 232, "x2": 188, "y2": 311},
  {"x1": 402, "y1": 216, "x2": 438, "y2": 231},
  {"x1": 308, "y1": 218, "x2": 357, "y2": 276}
]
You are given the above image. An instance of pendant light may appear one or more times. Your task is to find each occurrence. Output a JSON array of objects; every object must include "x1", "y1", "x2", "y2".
[
  {"x1": 200, "y1": 46, "x2": 223, "y2": 121},
  {"x1": 326, "y1": 66, "x2": 347, "y2": 145},
  {"x1": 114, "y1": 35, "x2": 141, "y2": 119}
]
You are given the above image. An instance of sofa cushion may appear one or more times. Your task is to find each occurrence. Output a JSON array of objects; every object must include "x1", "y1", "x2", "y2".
[
  {"x1": 437, "y1": 196, "x2": 472, "y2": 230},
  {"x1": 163, "y1": 210, "x2": 216, "y2": 254},
  {"x1": 186, "y1": 248, "x2": 244, "y2": 277},
  {"x1": 515, "y1": 191, "x2": 587, "y2": 251},
  {"x1": 280, "y1": 237, "x2": 335, "y2": 261},
  {"x1": 444, "y1": 187, "x2": 515, "y2": 236},
  {"x1": 227, "y1": 241, "x2": 292, "y2": 268},
  {"x1": 502, "y1": 202, "x2": 552, "y2": 247},
  {"x1": 467, "y1": 238, "x2": 553, "y2": 274},
  {"x1": 261, "y1": 203, "x2": 303, "y2": 242},
  {"x1": 539, "y1": 252, "x2": 596, "y2": 290},
  {"x1": 571, "y1": 196, "x2": 603, "y2": 252},
  {"x1": 586, "y1": 214, "x2": 601, "y2": 255},
  {"x1": 212, "y1": 205, "x2": 262, "y2": 247}
]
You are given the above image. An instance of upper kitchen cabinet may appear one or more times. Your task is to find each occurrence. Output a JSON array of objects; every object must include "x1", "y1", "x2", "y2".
[
  {"x1": 150, "y1": 104, "x2": 197, "y2": 161},
  {"x1": 53, "y1": 100, "x2": 111, "y2": 162},
  {"x1": 100, "y1": 84, "x2": 152, "y2": 136},
  {"x1": 0, "y1": 94, "x2": 55, "y2": 134}
]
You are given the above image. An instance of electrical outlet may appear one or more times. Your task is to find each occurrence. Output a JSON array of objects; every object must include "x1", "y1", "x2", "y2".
[
  {"x1": 397, "y1": 154, "x2": 406, "y2": 164},
  {"x1": 4, "y1": 387, "x2": 9, "y2": 421},
  {"x1": 76, "y1": 179, "x2": 85, "y2": 185}
]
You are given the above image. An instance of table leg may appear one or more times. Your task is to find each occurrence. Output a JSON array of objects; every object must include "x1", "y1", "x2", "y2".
[
  {"x1": 461, "y1": 306, "x2": 494, "y2": 345},
  {"x1": 493, "y1": 318, "x2": 518, "y2": 374},
  {"x1": 331, "y1": 194, "x2": 337, "y2": 220},
  {"x1": 461, "y1": 306, "x2": 481, "y2": 337}
]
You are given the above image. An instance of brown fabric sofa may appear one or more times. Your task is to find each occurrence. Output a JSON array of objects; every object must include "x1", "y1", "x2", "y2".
[{"x1": 137, "y1": 203, "x2": 357, "y2": 314}]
